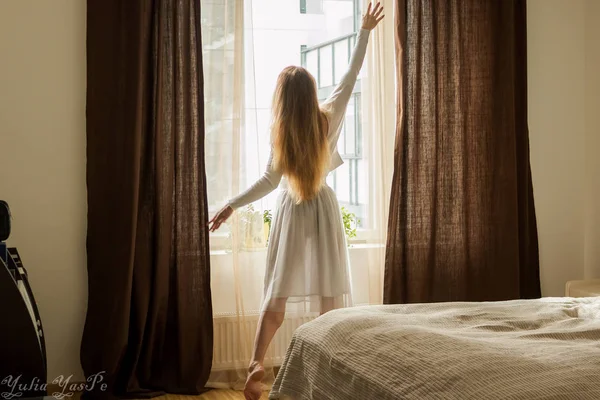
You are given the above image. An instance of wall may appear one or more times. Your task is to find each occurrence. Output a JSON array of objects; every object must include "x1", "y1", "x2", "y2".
[
  {"x1": 528, "y1": 0, "x2": 591, "y2": 296},
  {"x1": 528, "y1": 0, "x2": 600, "y2": 294},
  {"x1": 0, "y1": 0, "x2": 87, "y2": 381},
  {"x1": 584, "y1": 0, "x2": 600, "y2": 279}
]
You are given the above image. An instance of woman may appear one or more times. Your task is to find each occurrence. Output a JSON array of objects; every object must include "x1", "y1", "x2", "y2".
[{"x1": 209, "y1": 3, "x2": 384, "y2": 399}]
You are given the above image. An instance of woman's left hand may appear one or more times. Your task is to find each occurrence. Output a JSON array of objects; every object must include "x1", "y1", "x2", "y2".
[
  {"x1": 361, "y1": 2, "x2": 384, "y2": 30},
  {"x1": 208, "y1": 205, "x2": 233, "y2": 232}
]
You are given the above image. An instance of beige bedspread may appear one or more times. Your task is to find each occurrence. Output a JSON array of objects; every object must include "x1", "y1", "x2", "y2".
[{"x1": 270, "y1": 297, "x2": 600, "y2": 400}]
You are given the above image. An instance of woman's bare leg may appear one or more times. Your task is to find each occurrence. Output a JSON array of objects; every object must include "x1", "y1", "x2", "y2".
[{"x1": 244, "y1": 297, "x2": 287, "y2": 400}]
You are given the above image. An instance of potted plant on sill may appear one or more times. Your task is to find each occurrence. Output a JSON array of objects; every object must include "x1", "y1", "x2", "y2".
[
  {"x1": 225, "y1": 204, "x2": 266, "y2": 251},
  {"x1": 340, "y1": 207, "x2": 359, "y2": 246},
  {"x1": 263, "y1": 209, "x2": 272, "y2": 245}
]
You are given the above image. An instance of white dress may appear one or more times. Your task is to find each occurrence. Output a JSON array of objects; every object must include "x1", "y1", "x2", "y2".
[{"x1": 227, "y1": 29, "x2": 371, "y2": 313}]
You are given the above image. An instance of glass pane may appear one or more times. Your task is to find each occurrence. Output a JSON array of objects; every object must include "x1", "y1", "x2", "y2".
[
  {"x1": 334, "y1": 39, "x2": 349, "y2": 85},
  {"x1": 356, "y1": 93, "x2": 362, "y2": 156},
  {"x1": 349, "y1": 159, "x2": 355, "y2": 204},
  {"x1": 306, "y1": 50, "x2": 319, "y2": 86},
  {"x1": 201, "y1": 0, "x2": 237, "y2": 214},
  {"x1": 357, "y1": 159, "x2": 366, "y2": 205},
  {"x1": 344, "y1": 96, "x2": 355, "y2": 155},
  {"x1": 335, "y1": 161, "x2": 350, "y2": 203},
  {"x1": 319, "y1": 45, "x2": 333, "y2": 88},
  {"x1": 242, "y1": 110, "x2": 271, "y2": 185},
  {"x1": 337, "y1": 124, "x2": 345, "y2": 154},
  {"x1": 326, "y1": 172, "x2": 335, "y2": 188},
  {"x1": 355, "y1": 0, "x2": 362, "y2": 32}
]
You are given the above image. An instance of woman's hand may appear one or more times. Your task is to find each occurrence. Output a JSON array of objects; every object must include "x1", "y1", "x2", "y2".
[
  {"x1": 361, "y1": 2, "x2": 384, "y2": 30},
  {"x1": 208, "y1": 205, "x2": 233, "y2": 232}
]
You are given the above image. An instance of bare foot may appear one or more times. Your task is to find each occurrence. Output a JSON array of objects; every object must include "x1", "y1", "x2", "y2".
[{"x1": 244, "y1": 362, "x2": 265, "y2": 400}]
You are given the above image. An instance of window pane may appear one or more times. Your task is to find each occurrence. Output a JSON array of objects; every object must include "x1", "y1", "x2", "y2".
[
  {"x1": 357, "y1": 158, "x2": 367, "y2": 205},
  {"x1": 337, "y1": 123, "x2": 345, "y2": 154},
  {"x1": 201, "y1": 0, "x2": 236, "y2": 215},
  {"x1": 354, "y1": 0, "x2": 362, "y2": 32},
  {"x1": 344, "y1": 96, "x2": 355, "y2": 155},
  {"x1": 300, "y1": 45, "x2": 307, "y2": 66},
  {"x1": 356, "y1": 92, "x2": 362, "y2": 156},
  {"x1": 334, "y1": 39, "x2": 349, "y2": 85},
  {"x1": 319, "y1": 45, "x2": 333, "y2": 88},
  {"x1": 349, "y1": 159, "x2": 356, "y2": 204},
  {"x1": 306, "y1": 50, "x2": 319, "y2": 86},
  {"x1": 326, "y1": 172, "x2": 335, "y2": 188},
  {"x1": 336, "y1": 161, "x2": 350, "y2": 203}
]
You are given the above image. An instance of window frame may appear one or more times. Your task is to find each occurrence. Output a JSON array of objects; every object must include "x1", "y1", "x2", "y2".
[
  {"x1": 301, "y1": 32, "x2": 377, "y2": 243},
  {"x1": 207, "y1": 0, "x2": 386, "y2": 249}
]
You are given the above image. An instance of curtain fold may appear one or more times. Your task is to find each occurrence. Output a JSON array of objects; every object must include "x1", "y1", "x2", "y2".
[
  {"x1": 202, "y1": 0, "x2": 275, "y2": 389},
  {"x1": 82, "y1": 1, "x2": 213, "y2": 398},
  {"x1": 385, "y1": 0, "x2": 541, "y2": 304},
  {"x1": 359, "y1": 0, "x2": 396, "y2": 307}
]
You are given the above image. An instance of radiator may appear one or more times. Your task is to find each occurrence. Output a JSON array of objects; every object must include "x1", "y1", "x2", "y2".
[{"x1": 212, "y1": 313, "x2": 315, "y2": 371}]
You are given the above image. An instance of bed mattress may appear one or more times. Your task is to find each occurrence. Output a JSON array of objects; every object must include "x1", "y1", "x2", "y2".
[{"x1": 270, "y1": 297, "x2": 600, "y2": 400}]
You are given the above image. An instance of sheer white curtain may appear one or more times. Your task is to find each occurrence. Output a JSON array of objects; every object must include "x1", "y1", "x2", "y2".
[
  {"x1": 202, "y1": 0, "x2": 274, "y2": 389},
  {"x1": 201, "y1": 0, "x2": 395, "y2": 391},
  {"x1": 356, "y1": 0, "x2": 395, "y2": 307}
]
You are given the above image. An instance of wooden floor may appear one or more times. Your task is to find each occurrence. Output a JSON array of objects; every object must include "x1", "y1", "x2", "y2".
[
  {"x1": 51, "y1": 387, "x2": 265, "y2": 400},
  {"x1": 156, "y1": 390, "x2": 268, "y2": 400}
]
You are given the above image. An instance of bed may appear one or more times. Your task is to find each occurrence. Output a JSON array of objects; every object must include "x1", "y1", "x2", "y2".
[{"x1": 269, "y1": 297, "x2": 600, "y2": 400}]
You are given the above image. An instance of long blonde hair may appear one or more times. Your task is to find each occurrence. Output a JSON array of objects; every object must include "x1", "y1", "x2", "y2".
[{"x1": 271, "y1": 66, "x2": 330, "y2": 203}]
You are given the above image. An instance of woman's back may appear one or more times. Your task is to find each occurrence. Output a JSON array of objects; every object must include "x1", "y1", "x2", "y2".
[{"x1": 270, "y1": 67, "x2": 331, "y2": 202}]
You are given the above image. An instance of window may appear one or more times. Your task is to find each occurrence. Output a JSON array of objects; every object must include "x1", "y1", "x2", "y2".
[
  {"x1": 203, "y1": 0, "x2": 376, "y2": 247},
  {"x1": 301, "y1": 32, "x2": 366, "y2": 227}
]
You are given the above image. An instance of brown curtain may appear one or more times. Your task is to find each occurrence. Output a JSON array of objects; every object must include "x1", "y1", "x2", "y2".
[
  {"x1": 385, "y1": 0, "x2": 541, "y2": 304},
  {"x1": 81, "y1": 1, "x2": 213, "y2": 398}
]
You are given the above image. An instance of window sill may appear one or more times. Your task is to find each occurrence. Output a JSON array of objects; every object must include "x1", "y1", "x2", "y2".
[
  {"x1": 208, "y1": 228, "x2": 385, "y2": 256},
  {"x1": 209, "y1": 242, "x2": 384, "y2": 257}
]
